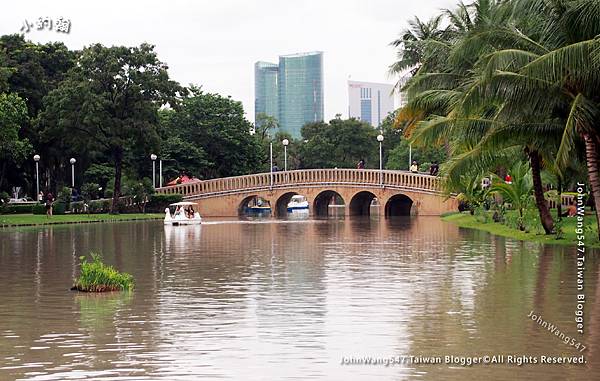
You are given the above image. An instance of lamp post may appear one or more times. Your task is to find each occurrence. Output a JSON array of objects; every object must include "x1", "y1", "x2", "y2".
[
  {"x1": 150, "y1": 154, "x2": 157, "y2": 188},
  {"x1": 33, "y1": 154, "x2": 40, "y2": 199},
  {"x1": 159, "y1": 159, "x2": 163, "y2": 188},
  {"x1": 269, "y1": 142, "x2": 273, "y2": 189},
  {"x1": 408, "y1": 144, "x2": 412, "y2": 171},
  {"x1": 69, "y1": 158, "x2": 76, "y2": 188},
  {"x1": 377, "y1": 134, "x2": 384, "y2": 187},
  {"x1": 282, "y1": 138, "x2": 289, "y2": 171}
]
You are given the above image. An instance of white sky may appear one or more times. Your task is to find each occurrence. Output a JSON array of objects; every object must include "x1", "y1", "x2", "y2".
[{"x1": 2, "y1": 0, "x2": 455, "y2": 123}]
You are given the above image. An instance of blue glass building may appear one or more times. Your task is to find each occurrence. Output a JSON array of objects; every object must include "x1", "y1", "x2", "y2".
[
  {"x1": 254, "y1": 61, "x2": 279, "y2": 127},
  {"x1": 254, "y1": 51, "x2": 324, "y2": 138}
]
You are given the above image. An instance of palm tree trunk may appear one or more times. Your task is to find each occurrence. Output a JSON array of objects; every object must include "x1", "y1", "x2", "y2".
[
  {"x1": 583, "y1": 133, "x2": 600, "y2": 240},
  {"x1": 557, "y1": 177, "x2": 562, "y2": 221},
  {"x1": 529, "y1": 150, "x2": 554, "y2": 234}
]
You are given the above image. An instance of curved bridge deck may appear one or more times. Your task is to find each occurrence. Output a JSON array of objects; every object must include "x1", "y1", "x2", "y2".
[{"x1": 155, "y1": 169, "x2": 456, "y2": 217}]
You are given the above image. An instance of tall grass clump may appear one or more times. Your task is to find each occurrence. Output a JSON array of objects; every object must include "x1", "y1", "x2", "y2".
[{"x1": 72, "y1": 253, "x2": 134, "y2": 292}]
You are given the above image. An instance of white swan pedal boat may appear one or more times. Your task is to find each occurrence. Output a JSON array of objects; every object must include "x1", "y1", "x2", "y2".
[{"x1": 164, "y1": 202, "x2": 202, "y2": 225}]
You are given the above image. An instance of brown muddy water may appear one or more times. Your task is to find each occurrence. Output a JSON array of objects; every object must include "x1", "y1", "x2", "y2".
[{"x1": 0, "y1": 217, "x2": 598, "y2": 380}]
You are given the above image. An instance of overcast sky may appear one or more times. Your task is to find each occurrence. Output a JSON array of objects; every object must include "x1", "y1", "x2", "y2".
[{"x1": 2, "y1": 0, "x2": 456, "y2": 123}]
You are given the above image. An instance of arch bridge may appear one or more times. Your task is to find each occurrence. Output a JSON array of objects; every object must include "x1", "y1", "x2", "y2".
[{"x1": 155, "y1": 169, "x2": 457, "y2": 218}]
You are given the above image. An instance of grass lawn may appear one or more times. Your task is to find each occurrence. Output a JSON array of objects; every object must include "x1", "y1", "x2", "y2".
[
  {"x1": 0, "y1": 213, "x2": 164, "y2": 227},
  {"x1": 442, "y1": 211, "x2": 600, "y2": 248}
]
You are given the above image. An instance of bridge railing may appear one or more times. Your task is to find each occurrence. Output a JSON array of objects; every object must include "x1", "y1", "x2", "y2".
[{"x1": 155, "y1": 169, "x2": 441, "y2": 198}]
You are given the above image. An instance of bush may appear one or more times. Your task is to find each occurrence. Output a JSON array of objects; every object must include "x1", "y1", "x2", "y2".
[
  {"x1": 130, "y1": 178, "x2": 154, "y2": 212},
  {"x1": 72, "y1": 253, "x2": 134, "y2": 292},
  {"x1": 81, "y1": 183, "x2": 100, "y2": 202},
  {"x1": 58, "y1": 186, "x2": 72, "y2": 203},
  {"x1": 146, "y1": 193, "x2": 183, "y2": 212},
  {"x1": 1, "y1": 204, "x2": 33, "y2": 214},
  {"x1": 88, "y1": 199, "x2": 112, "y2": 213},
  {"x1": 70, "y1": 201, "x2": 85, "y2": 214},
  {"x1": 0, "y1": 191, "x2": 10, "y2": 205},
  {"x1": 53, "y1": 202, "x2": 67, "y2": 215},
  {"x1": 32, "y1": 203, "x2": 46, "y2": 215}
]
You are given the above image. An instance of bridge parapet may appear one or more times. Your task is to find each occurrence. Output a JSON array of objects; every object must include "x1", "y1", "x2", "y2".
[{"x1": 155, "y1": 169, "x2": 441, "y2": 198}]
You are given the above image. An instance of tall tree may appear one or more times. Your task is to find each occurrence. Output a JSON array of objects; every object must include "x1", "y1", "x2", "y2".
[
  {"x1": 169, "y1": 88, "x2": 263, "y2": 179},
  {"x1": 40, "y1": 43, "x2": 181, "y2": 213},
  {"x1": 299, "y1": 118, "x2": 378, "y2": 169},
  {"x1": 0, "y1": 93, "x2": 31, "y2": 191},
  {"x1": 0, "y1": 35, "x2": 76, "y2": 194}
]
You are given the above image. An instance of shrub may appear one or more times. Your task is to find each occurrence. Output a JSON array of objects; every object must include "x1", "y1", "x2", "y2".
[
  {"x1": 0, "y1": 191, "x2": 10, "y2": 205},
  {"x1": 53, "y1": 202, "x2": 67, "y2": 215},
  {"x1": 32, "y1": 203, "x2": 46, "y2": 215},
  {"x1": 58, "y1": 186, "x2": 72, "y2": 207},
  {"x1": 88, "y1": 199, "x2": 111, "y2": 213},
  {"x1": 70, "y1": 201, "x2": 85, "y2": 214},
  {"x1": 81, "y1": 183, "x2": 100, "y2": 203},
  {"x1": 1, "y1": 204, "x2": 33, "y2": 214},
  {"x1": 130, "y1": 178, "x2": 154, "y2": 213},
  {"x1": 72, "y1": 253, "x2": 134, "y2": 292},
  {"x1": 146, "y1": 193, "x2": 183, "y2": 212}
]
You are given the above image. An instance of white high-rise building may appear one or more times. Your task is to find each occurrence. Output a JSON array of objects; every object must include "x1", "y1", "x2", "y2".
[{"x1": 348, "y1": 80, "x2": 395, "y2": 128}]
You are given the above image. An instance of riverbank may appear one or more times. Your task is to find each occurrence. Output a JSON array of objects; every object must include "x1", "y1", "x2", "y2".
[
  {"x1": 0, "y1": 213, "x2": 163, "y2": 227},
  {"x1": 442, "y1": 212, "x2": 600, "y2": 248}
]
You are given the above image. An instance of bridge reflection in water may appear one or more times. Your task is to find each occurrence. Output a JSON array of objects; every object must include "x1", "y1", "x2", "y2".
[{"x1": 156, "y1": 169, "x2": 457, "y2": 218}]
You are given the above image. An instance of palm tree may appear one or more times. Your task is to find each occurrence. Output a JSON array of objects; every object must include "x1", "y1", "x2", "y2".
[
  {"x1": 389, "y1": 15, "x2": 448, "y2": 88},
  {"x1": 452, "y1": 175, "x2": 487, "y2": 215},
  {"x1": 392, "y1": 0, "x2": 600, "y2": 236},
  {"x1": 470, "y1": 0, "x2": 600, "y2": 236},
  {"x1": 488, "y1": 161, "x2": 533, "y2": 231}
]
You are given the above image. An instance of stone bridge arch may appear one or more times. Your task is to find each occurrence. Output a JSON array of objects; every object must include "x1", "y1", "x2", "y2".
[
  {"x1": 384, "y1": 194, "x2": 414, "y2": 217},
  {"x1": 349, "y1": 190, "x2": 378, "y2": 216},
  {"x1": 274, "y1": 192, "x2": 298, "y2": 217},
  {"x1": 313, "y1": 190, "x2": 345, "y2": 217}
]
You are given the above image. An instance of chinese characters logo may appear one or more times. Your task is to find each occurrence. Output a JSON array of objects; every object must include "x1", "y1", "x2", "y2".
[{"x1": 20, "y1": 17, "x2": 71, "y2": 33}]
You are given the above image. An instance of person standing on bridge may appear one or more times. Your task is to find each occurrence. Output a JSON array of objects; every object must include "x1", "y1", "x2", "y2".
[
  {"x1": 429, "y1": 161, "x2": 439, "y2": 176},
  {"x1": 357, "y1": 159, "x2": 365, "y2": 169},
  {"x1": 272, "y1": 162, "x2": 279, "y2": 172},
  {"x1": 410, "y1": 161, "x2": 419, "y2": 173}
]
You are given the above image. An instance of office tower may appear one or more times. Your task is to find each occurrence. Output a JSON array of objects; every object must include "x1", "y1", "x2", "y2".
[
  {"x1": 254, "y1": 61, "x2": 279, "y2": 127},
  {"x1": 278, "y1": 52, "x2": 324, "y2": 138},
  {"x1": 348, "y1": 80, "x2": 395, "y2": 128},
  {"x1": 254, "y1": 51, "x2": 324, "y2": 138}
]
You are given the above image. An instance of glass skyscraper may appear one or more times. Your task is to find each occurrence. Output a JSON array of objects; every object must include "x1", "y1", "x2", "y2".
[
  {"x1": 254, "y1": 51, "x2": 324, "y2": 138},
  {"x1": 254, "y1": 61, "x2": 279, "y2": 126}
]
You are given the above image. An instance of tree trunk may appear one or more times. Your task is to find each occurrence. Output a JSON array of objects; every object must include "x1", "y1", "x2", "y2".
[
  {"x1": 110, "y1": 150, "x2": 123, "y2": 214},
  {"x1": 583, "y1": 133, "x2": 600, "y2": 240},
  {"x1": 557, "y1": 177, "x2": 562, "y2": 221},
  {"x1": 0, "y1": 160, "x2": 6, "y2": 191},
  {"x1": 529, "y1": 150, "x2": 554, "y2": 234}
]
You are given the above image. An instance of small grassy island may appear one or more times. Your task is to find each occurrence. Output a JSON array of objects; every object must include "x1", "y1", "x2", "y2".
[{"x1": 72, "y1": 253, "x2": 134, "y2": 292}]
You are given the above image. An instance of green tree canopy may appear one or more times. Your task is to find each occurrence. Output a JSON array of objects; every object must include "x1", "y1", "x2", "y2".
[
  {"x1": 166, "y1": 87, "x2": 263, "y2": 179},
  {"x1": 0, "y1": 92, "x2": 31, "y2": 190},
  {"x1": 299, "y1": 118, "x2": 379, "y2": 169},
  {"x1": 40, "y1": 43, "x2": 182, "y2": 212}
]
